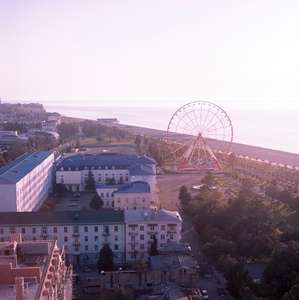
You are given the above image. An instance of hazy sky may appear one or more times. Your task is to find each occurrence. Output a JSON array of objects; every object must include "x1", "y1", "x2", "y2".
[{"x1": 1, "y1": 0, "x2": 299, "y2": 109}]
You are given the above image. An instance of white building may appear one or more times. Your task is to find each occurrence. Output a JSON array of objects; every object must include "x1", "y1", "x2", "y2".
[
  {"x1": 96, "y1": 181, "x2": 154, "y2": 210},
  {"x1": 0, "y1": 210, "x2": 125, "y2": 265},
  {"x1": 0, "y1": 208, "x2": 182, "y2": 265},
  {"x1": 124, "y1": 208, "x2": 182, "y2": 262},
  {"x1": 55, "y1": 153, "x2": 157, "y2": 193},
  {"x1": 0, "y1": 151, "x2": 54, "y2": 212}
]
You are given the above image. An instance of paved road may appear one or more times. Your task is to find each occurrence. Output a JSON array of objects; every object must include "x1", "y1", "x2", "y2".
[{"x1": 181, "y1": 219, "x2": 231, "y2": 300}]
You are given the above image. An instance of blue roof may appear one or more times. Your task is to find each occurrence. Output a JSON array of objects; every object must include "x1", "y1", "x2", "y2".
[
  {"x1": 96, "y1": 184, "x2": 123, "y2": 189},
  {"x1": 56, "y1": 153, "x2": 156, "y2": 176},
  {"x1": 115, "y1": 181, "x2": 150, "y2": 194},
  {"x1": 0, "y1": 151, "x2": 52, "y2": 184}
]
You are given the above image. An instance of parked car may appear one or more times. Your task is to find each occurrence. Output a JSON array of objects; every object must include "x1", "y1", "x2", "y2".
[
  {"x1": 201, "y1": 289, "x2": 209, "y2": 299},
  {"x1": 217, "y1": 287, "x2": 227, "y2": 296}
]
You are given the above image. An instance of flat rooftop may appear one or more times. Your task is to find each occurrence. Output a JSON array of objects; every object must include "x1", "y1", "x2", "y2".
[
  {"x1": 0, "y1": 151, "x2": 52, "y2": 184},
  {"x1": 0, "y1": 209, "x2": 124, "y2": 225},
  {"x1": 125, "y1": 208, "x2": 182, "y2": 224},
  {"x1": 0, "y1": 240, "x2": 55, "y2": 300},
  {"x1": 115, "y1": 181, "x2": 151, "y2": 194}
]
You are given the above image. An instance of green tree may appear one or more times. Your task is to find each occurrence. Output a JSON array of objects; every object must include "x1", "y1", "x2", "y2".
[
  {"x1": 149, "y1": 235, "x2": 159, "y2": 256},
  {"x1": 179, "y1": 185, "x2": 191, "y2": 207},
  {"x1": 282, "y1": 285, "x2": 299, "y2": 300},
  {"x1": 97, "y1": 244, "x2": 114, "y2": 272},
  {"x1": 85, "y1": 171, "x2": 95, "y2": 191},
  {"x1": 90, "y1": 194, "x2": 104, "y2": 210},
  {"x1": 261, "y1": 241, "x2": 299, "y2": 299}
]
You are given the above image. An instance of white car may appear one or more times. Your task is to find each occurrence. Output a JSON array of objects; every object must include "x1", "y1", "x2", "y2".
[{"x1": 201, "y1": 289, "x2": 209, "y2": 299}]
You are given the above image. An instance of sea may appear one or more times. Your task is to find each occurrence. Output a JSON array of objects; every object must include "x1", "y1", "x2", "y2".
[{"x1": 45, "y1": 104, "x2": 299, "y2": 155}]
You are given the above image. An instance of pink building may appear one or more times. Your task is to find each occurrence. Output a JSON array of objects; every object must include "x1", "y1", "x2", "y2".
[{"x1": 0, "y1": 234, "x2": 72, "y2": 300}]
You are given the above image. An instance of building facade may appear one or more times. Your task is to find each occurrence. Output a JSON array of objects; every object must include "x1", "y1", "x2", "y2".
[
  {"x1": 124, "y1": 209, "x2": 182, "y2": 262},
  {"x1": 0, "y1": 209, "x2": 182, "y2": 265},
  {"x1": 96, "y1": 181, "x2": 154, "y2": 210},
  {"x1": 0, "y1": 235, "x2": 71, "y2": 300},
  {"x1": 0, "y1": 210, "x2": 125, "y2": 265},
  {"x1": 0, "y1": 151, "x2": 54, "y2": 212},
  {"x1": 55, "y1": 153, "x2": 157, "y2": 193}
]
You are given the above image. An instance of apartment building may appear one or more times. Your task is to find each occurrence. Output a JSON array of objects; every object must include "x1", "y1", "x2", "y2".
[
  {"x1": 0, "y1": 209, "x2": 183, "y2": 265},
  {"x1": 124, "y1": 208, "x2": 182, "y2": 262},
  {"x1": 0, "y1": 151, "x2": 54, "y2": 212},
  {"x1": 97, "y1": 181, "x2": 153, "y2": 209},
  {"x1": 0, "y1": 210, "x2": 125, "y2": 265},
  {"x1": 0, "y1": 235, "x2": 71, "y2": 300},
  {"x1": 55, "y1": 153, "x2": 157, "y2": 193}
]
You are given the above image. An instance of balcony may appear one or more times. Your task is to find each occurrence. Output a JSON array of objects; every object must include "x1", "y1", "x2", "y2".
[
  {"x1": 72, "y1": 233, "x2": 80, "y2": 237},
  {"x1": 128, "y1": 231, "x2": 138, "y2": 236},
  {"x1": 102, "y1": 232, "x2": 110, "y2": 237}
]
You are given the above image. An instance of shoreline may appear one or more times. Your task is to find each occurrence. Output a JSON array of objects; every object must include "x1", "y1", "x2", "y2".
[{"x1": 60, "y1": 113, "x2": 299, "y2": 167}]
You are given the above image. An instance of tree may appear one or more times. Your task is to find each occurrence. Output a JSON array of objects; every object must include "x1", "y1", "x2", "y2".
[
  {"x1": 226, "y1": 262, "x2": 251, "y2": 299},
  {"x1": 54, "y1": 183, "x2": 67, "y2": 195},
  {"x1": 90, "y1": 194, "x2": 104, "y2": 210},
  {"x1": 85, "y1": 171, "x2": 95, "y2": 191},
  {"x1": 179, "y1": 185, "x2": 191, "y2": 207},
  {"x1": 97, "y1": 244, "x2": 114, "y2": 272},
  {"x1": 149, "y1": 235, "x2": 159, "y2": 256},
  {"x1": 282, "y1": 285, "x2": 299, "y2": 300},
  {"x1": 261, "y1": 241, "x2": 299, "y2": 299},
  {"x1": 111, "y1": 288, "x2": 129, "y2": 300}
]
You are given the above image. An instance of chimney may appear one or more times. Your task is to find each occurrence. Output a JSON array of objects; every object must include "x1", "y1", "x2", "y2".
[{"x1": 15, "y1": 277, "x2": 24, "y2": 300}]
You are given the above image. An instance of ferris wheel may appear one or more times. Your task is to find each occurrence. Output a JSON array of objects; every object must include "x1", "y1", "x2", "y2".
[{"x1": 166, "y1": 101, "x2": 233, "y2": 171}]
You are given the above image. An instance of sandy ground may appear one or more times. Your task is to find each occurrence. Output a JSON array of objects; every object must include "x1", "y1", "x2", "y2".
[{"x1": 157, "y1": 173, "x2": 204, "y2": 210}]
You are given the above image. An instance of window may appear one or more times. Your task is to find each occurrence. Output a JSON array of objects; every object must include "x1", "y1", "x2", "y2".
[
  {"x1": 114, "y1": 236, "x2": 118, "y2": 241},
  {"x1": 33, "y1": 236, "x2": 36, "y2": 241},
  {"x1": 64, "y1": 236, "x2": 68, "y2": 242},
  {"x1": 140, "y1": 225, "x2": 144, "y2": 231},
  {"x1": 94, "y1": 226, "x2": 98, "y2": 232},
  {"x1": 114, "y1": 225, "x2": 118, "y2": 232},
  {"x1": 73, "y1": 226, "x2": 79, "y2": 233},
  {"x1": 85, "y1": 245, "x2": 88, "y2": 251},
  {"x1": 0, "y1": 228, "x2": 3, "y2": 235},
  {"x1": 150, "y1": 234, "x2": 155, "y2": 240},
  {"x1": 64, "y1": 227, "x2": 68, "y2": 233},
  {"x1": 84, "y1": 226, "x2": 88, "y2": 233},
  {"x1": 21, "y1": 228, "x2": 26, "y2": 234},
  {"x1": 32, "y1": 228, "x2": 36, "y2": 234},
  {"x1": 161, "y1": 225, "x2": 165, "y2": 231},
  {"x1": 170, "y1": 234, "x2": 174, "y2": 240},
  {"x1": 10, "y1": 227, "x2": 15, "y2": 234},
  {"x1": 161, "y1": 234, "x2": 165, "y2": 240},
  {"x1": 53, "y1": 227, "x2": 57, "y2": 233},
  {"x1": 140, "y1": 244, "x2": 144, "y2": 250},
  {"x1": 104, "y1": 225, "x2": 109, "y2": 233},
  {"x1": 114, "y1": 244, "x2": 119, "y2": 250},
  {"x1": 94, "y1": 236, "x2": 98, "y2": 242},
  {"x1": 140, "y1": 235, "x2": 144, "y2": 240},
  {"x1": 95, "y1": 245, "x2": 98, "y2": 251},
  {"x1": 84, "y1": 236, "x2": 88, "y2": 242},
  {"x1": 131, "y1": 235, "x2": 135, "y2": 241}
]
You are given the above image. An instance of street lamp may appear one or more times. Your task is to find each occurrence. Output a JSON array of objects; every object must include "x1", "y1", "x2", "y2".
[{"x1": 118, "y1": 267, "x2": 122, "y2": 288}]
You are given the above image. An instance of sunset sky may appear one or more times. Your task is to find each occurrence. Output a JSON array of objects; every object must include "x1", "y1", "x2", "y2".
[{"x1": 1, "y1": 0, "x2": 299, "y2": 110}]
